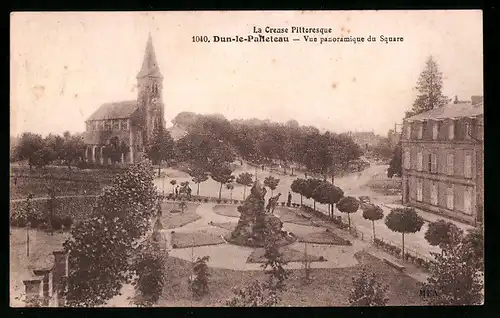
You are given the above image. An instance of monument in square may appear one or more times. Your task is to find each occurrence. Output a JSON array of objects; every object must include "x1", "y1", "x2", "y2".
[{"x1": 227, "y1": 180, "x2": 296, "y2": 247}]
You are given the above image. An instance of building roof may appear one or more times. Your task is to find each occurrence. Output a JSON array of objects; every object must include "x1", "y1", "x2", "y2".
[
  {"x1": 86, "y1": 100, "x2": 138, "y2": 121},
  {"x1": 137, "y1": 33, "x2": 162, "y2": 79},
  {"x1": 404, "y1": 101, "x2": 484, "y2": 122}
]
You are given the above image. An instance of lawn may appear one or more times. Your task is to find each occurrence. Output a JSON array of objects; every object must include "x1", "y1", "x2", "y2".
[
  {"x1": 171, "y1": 228, "x2": 229, "y2": 249},
  {"x1": 298, "y1": 229, "x2": 352, "y2": 246},
  {"x1": 157, "y1": 251, "x2": 425, "y2": 306},
  {"x1": 246, "y1": 246, "x2": 326, "y2": 264},
  {"x1": 274, "y1": 207, "x2": 314, "y2": 226},
  {"x1": 210, "y1": 222, "x2": 237, "y2": 231},
  {"x1": 212, "y1": 205, "x2": 240, "y2": 218},
  {"x1": 159, "y1": 202, "x2": 201, "y2": 229},
  {"x1": 10, "y1": 227, "x2": 69, "y2": 306}
]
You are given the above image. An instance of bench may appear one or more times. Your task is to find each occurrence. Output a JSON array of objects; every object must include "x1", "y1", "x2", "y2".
[{"x1": 384, "y1": 258, "x2": 405, "y2": 271}]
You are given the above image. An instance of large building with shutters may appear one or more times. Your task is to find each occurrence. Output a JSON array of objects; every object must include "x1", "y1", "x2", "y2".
[
  {"x1": 83, "y1": 34, "x2": 165, "y2": 165},
  {"x1": 401, "y1": 96, "x2": 484, "y2": 225}
]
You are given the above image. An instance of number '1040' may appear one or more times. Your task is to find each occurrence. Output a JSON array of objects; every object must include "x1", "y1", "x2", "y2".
[{"x1": 192, "y1": 36, "x2": 210, "y2": 42}]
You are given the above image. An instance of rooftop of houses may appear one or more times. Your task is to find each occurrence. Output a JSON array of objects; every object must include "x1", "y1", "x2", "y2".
[{"x1": 405, "y1": 95, "x2": 483, "y2": 122}]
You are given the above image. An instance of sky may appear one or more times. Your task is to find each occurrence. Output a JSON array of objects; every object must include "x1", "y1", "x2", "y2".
[{"x1": 10, "y1": 10, "x2": 483, "y2": 137}]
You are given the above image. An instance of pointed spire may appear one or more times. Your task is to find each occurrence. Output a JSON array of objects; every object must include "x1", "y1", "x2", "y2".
[{"x1": 137, "y1": 33, "x2": 162, "y2": 79}]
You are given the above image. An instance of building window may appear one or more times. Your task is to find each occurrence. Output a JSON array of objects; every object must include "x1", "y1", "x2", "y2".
[
  {"x1": 464, "y1": 122, "x2": 471, "y2": 140},
  {"x1": 431, "y1": 153, "x2": 437, "y2": 173},
  {"x1": 433, "y1": 122, "x2": 439, "y2": 140},
  {"x1": 406, "y1": 125, "x2": 411, "y2": 140},
  {"x1": 431, "y1": 182, "x2": 438, "y2": 206},
  {"x1": 93, "y1": 121, "x2": 98, "y2": 131},
  {"x1": 100, "y1": 121, "x2": 105, "y2": 130},
  {"x1": 417, "y1": 152, "x2": 423, "y2": 171},
  {"x1": 463, "y1": 187, "x2": 473, "y2": 215},
  {"x1": 416, "y1": 179, "x2": 423, "y2": 202},
  {"x1": 121, "y1": 120, "x2": 128, "y2": 130},
  {"x1": 446, "y1": 186, "x2": 454, "y2": 210},
  {"x1": 448, "y1": 121, "x2": 455, "y2": 140},
  {"x1": 104, "y1": 121, "x2": 111, "y2": 131},
  {"x1": 418, "y1": 124, "x2": 423, "y2": 139},
  {"x1": 86, "y1": 122, "x2": 91, "y2": 131},
  {"x1": 112, "y1": 120, "x2": 119, "y2": 130},
  {"x1": 447, "y1": 153, "x2": 454, "y2": 176},
  {"x1": 464, "y1": 153, "x2": 472, "y2": 178},
  {"x1": 404, "y1": 151, "x2": 411, "y2": 169}
]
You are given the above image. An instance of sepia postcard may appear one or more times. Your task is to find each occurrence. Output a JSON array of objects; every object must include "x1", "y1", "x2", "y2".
[{"x1": 10, "y1": 10, "x2": 484, "y2": 307}]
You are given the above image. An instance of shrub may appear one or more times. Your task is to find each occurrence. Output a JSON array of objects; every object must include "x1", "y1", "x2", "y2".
[
  {"x1": 189, "y1": 256, "x2": 210, "y2": 299},
  {"x1": 216, "y1": 200, "x2": 222, "y2": 204},
  {"x1": 204, "y1": 198, "x2": 209, "y2": 203},
  {"x1": 223, "y1": 200, "x2": 227, "y2": 204},
  {"x1": 50, "y1": 216, "x2": 63, "y2": 231}
]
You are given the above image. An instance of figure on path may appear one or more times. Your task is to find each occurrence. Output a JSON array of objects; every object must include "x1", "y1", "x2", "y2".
[
  {"x1": 266, "y1": 193, "x2": 281, "y2": 214},
  {"x1": 287, "y1": 192, "x2": 292, "y2": 207},
  {"x1": 175, "y1": 186, "x2": 179, "y2": 196}
]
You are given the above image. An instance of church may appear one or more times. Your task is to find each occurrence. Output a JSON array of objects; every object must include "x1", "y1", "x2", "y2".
[{"x1": 83, "y1": 34, "x2": 166, "y2": 165}]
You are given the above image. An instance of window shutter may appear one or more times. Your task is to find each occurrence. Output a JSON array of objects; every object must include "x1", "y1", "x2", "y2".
[
  {"x1": 446, "y1": 186, "x2": 454, "y2": 210},
  {"x1": 447, "y1": 154, "x2": 454, "y2": 175},
  {"x1": 431, "y1": 153, "x2": 437, "y2": 173},
  {"x1": 463, "y1": 187, "x2": 472, "y2": 215},
  {"x1": 431, "y1": 182, "x2": 438, "y2": 205},
  {"x1": 465, "y1": 154, "x2": 472, "y2": 178}
]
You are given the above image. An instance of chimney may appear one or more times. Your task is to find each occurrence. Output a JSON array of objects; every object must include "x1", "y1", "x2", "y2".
[{"x1": 471, "y1": 95, "x2": 483, "y2": 105}]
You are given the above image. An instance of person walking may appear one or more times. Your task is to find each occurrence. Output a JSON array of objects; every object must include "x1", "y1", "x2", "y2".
[
  {"x1": 175, "y1": 186, "x2": 179, "y2": 196},
  {"x1": 287, "y1": 192, "x2": 292, "y2": 207}
]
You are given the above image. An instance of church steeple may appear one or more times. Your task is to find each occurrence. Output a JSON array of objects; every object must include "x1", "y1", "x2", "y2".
[{"x1": 137, "y1": 33, "x2": 162, "y2": 79}]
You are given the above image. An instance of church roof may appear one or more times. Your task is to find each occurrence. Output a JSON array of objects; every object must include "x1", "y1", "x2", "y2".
[
  {"x1": 86, "y1": 100, "x2": 139, "y2": 121},
  {"x1": 136, "y1": 34, "x2": 163, "y2": 79}
]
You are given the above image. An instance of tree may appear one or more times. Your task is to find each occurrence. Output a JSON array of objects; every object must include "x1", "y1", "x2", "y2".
[
  {"x1": 387, "y1": 142, "x2": 402, "y2": 178},
  {"x1": 423, "y1": 236, "x2": 483, "y2": 305},
  {"x1": 311, "y1": 181, "x2": 334, "y2": 216},
  {"x1": 348, "y1": 268, "x2": 389, "y2": 306},
  {"x1": 236, "y1": 172, "x2": 254, "y2": 200},
  {"x1": 63, "y1": 160, "x2": 159, "y2": 307},
  {"x1": 226, "y1": 183, "x2": 235, "y2": 201},
  {"x1": 32, "y1": 146, "x2": 57, "y2": 169},
  {"x1": 327, "y1": 185, "x2": 344, "y2": 218},
  {"x1": 263, "y1": 176, "x2": 280, "y2": 196},
  {"x1": 60, "y1": 133, "x2": 86, "y2": 170},
  {"x1": 425, "y1": 220, "x2": 464, "y2": 252},
  {"x1": 146, "y1": 125, "x2": 175, "y2": 176},
  {"x1": 189, "y1": 256, "x2": 210, "y2": 299},
  {"x1": 131, "y1": 238, "x2": 168, "y2": 307},
  {"x1": 170, "y1": 180, "x2": 177, "y2": 194},
  {"x1": 301, "y1": 178, "x2": 323, "y2": 211},
  {"x1": 210, "y1": 164, "x2": 235, "y2": 200},
  {"x1": 405, "y1": 55, "x2": 451, "y2": 118},
  {"x1": 178, "y1": 201, "x2": 188, "y2": 214},
  {"x1": 462, "y1": 227, "x2": 484, "y2": 268},
  {"x1": 337, "y1": 196, "x2": 360, "y2": 231},
  {"x1": 290, "y1": 178, "x2": 307, "y2": 206},
  {"x1": 385, "y1": 207, "x2": 424, "y2": 259},
  {"x1": 362, "y1": 204, "x2": 384, "y2": 241},
  {"x1": 189, "y1": 166, "x2": 209, "y2": 196},
  {"x1": 262, "y1": 220, "x2": 289, "y2": 293}
]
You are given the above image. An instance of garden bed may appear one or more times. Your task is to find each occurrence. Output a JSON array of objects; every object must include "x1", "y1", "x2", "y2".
[
  {"x1": 159, "y1": 202, "x2": 201, "y2": 229},
  {"x1": 246, "y1": 246, "x2": 326, "y2": 264},
  {"x1": 171, "y1": 228, "x2": 228, "y2": 249},
  {"x1": 298, "y1": 229, "x2": 352, "y2": 246}
]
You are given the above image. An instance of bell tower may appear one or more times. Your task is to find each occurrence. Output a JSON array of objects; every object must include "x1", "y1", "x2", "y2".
[{"x1": 137, "y1": 33, "x2": 165, "y2": 146}]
